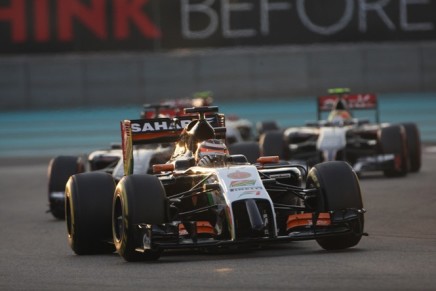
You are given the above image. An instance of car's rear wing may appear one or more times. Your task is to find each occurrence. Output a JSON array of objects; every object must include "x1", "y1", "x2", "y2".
[
  {"x1": 121, "y1": 114, "x2": 226, "y2": 175},
  {"x1": 317, "y1": 93, "x2": 379, "y2": 123},
  {"x1": 141, "y1": 99, "x2": 193, "y2": 119}
]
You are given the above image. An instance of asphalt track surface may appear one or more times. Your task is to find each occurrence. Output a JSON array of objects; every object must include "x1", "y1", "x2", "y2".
[{"x1": 1, "y1": 149, "x2": 436, "y2": 291}]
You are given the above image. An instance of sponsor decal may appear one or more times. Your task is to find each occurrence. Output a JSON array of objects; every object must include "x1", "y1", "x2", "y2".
[
  {"x1": 230, "y1": 180, "x2": 255, "y2": 188},
  {"x1": 230, "y1": 186, "x2": 262, "y2": 192},
  {"x1": 131, "y1": 119, "x2": 191, "y2": 133},
  {"x1": 318, "y1": 94, "x2": 377, "y2": 111},
  {"x1": 269, "y1": 173, "x2": 291, "y2": 179},
  {"x1": 227, "y1": 170, "x2": 251, "y2": 179},
  {"x1": 1, "y1": 0, "x2": 160, "y2": 45},
  {"x1": 238, "y1": 190, "x2": 261, "y2": 198},
  {"x1": 1, "y1": 1, "x2": 435, "y2": 54},
  {"x1": 130, "y1": 116, "x2": 217, "y2": 133}
]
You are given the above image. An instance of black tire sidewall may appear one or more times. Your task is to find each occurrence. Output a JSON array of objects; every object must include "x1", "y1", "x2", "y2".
[
  {"x1": 259, "y1": 130, "x2": 288, "y2": 159},
  {"x1": 402, "y1": 122, "x2": 422, "y2": 172},
  {"x1": 48, "y1": 156, "x2": 83, "y2": 219},
  {"x1": 378, "y1": 125, "x2": 408, "y2": 176},
  {"x1": 113, "y1": 174, "x2": 166, "y2": 261},
  {"x1": 66, "y1": 172, "x2": 115, "y2": 255},
  {"x1": 228, "y1": 141, "x2": 260, "y2": 164},
  {"x1": 306, "y1": 161, "x2": 364, "y2": 250},
  {"x1": 307, "y1": 161, "x2": 363, "y2": 212}
]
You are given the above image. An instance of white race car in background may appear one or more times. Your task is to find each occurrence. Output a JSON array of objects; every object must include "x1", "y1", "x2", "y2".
[
  {"x1": 253, "y1": 89, "x2": 421, "y2": 177},
  {"x1": 47, "y1": 141, "x2": 173, "y2": 220}
]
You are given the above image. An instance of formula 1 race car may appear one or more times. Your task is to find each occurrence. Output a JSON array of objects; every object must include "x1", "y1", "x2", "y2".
[
  {"x1": 65, "y1": 106, "x2": 366, "y2": 261},
  {"x1": 47, "y1": 144, "x2": 173, "y2": 219},
  {"x1": 141, "y1": 92, "x2": 255, "y2": 144},
  {"x1": 259, "y1": 89, "x2": 421, "y2": 177},
  {"x1": 46, "y1": 104, "x2": 223, "y2": 220}
]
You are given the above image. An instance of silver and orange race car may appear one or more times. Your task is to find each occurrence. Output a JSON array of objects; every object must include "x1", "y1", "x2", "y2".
[
  {"x1": 258, "y1": 89, "x2": 421, "y2": 177},
  {"x1": 65, "y1": 106, "x2": 366, "y2": 262}
]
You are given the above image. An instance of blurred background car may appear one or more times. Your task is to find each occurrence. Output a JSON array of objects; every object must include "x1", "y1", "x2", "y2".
[{"x1": 255, "y1": 89, "x2": 421, "y2": 177}]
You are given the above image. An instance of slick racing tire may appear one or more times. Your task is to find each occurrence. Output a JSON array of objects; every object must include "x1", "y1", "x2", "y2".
[
  {"x1": 379, "y1": 125, "x2": 408, "y2": 177},
  {"x1": 228, "y1": 141, "x2": 260, "y2": 164},
  {"x1": 401, "y1": 122, "x2": 421, "y2": 173},
  {"x1": 306, "y1": 161, "x2": 364, "y2": 250},
  {"x1": 66, "y1": 172, "x2": 116, "y2": 255},
  {"x1": 256, "y1": 120, "x2": 280, "y2": 135},
  {"x1": 47, "y1": 156, "x2": 84, "y2": 220},
  {"x1": 259, "y1": 130, "x2": 288, "y2": 160},
  {"x1": 113, "y1": 174, "x2": 167, "y2": 262}
]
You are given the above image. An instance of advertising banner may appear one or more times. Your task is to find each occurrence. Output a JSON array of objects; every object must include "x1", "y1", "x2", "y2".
[{"x1": 1, "y1": 0, "x2": 435, "y2": 54}]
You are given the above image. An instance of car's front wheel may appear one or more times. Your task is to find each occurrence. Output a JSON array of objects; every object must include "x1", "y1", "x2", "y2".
[
  {"x1": 113, "y1": 174, "x2": 167, "y2": 262},
  {"x1": 306, "y1": 161, "x2": 364, "y2": 250}
]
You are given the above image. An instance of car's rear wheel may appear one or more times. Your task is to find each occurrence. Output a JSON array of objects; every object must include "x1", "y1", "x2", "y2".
[
  {"x1": 306, "y1": 161, "x2": 364, "y2": 250},
  {"x1": 113, "y1": 174, "x2": 167, "y2": 262},
  {"x1": 66, "y1": 172, "x2": 115, "y2": 255},
  {"x1": 256, "y1": 120, "x2": 280, "y2": 135},
  {"x1": 228, "y1": 141, "x2": 260, "y2": 164},
  {"x1": 259, "y1": 130, "x2": 288, "y2": 160},
  {"x1": 48, "y1": 156, "x2": 84, "y2": 220},
  {"x1": 379, "y1": 125, "x2": 408, "y2": 177},
  {"x1": 402, "y1": 122, "x2": 421, "y2": 173}
]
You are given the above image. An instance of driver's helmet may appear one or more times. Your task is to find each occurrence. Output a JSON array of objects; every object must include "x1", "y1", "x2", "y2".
[
  {"x1": 327, "y1": 98, "x2": 352, "y2": 124},
  {"x1": 327, "y1": 110, "x2": 352, "y2": 126},
  {"x1": 195, "y1": 139, "x2": 228, "y2": 162},
  {"x1": 192, "y1": 91, "x2": 214, "y2": 107},
  {"x1": 328, "y1": 110, "x2": 352, "y2": 124}
]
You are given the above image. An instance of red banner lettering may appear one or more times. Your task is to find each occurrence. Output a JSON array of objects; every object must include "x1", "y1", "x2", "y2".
[
  {"x1": 113, "y1": 0, "x2": 161, "y2": 40},
  {"x1": 57, "y1": 0, "x2": 107, "y2": 41},
  {"x1": 34, "y1": 0, "x2": 50, "y2": 42},
  {"x1": 0, "y1": 0, "x2": 26, "y2": 42}
]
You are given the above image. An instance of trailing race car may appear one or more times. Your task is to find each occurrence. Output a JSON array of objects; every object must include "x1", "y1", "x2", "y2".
[
  {"x1": 65, "y1": 106, "x2": 366, "y2": 262},
  {"x1": 258, "y1": 89, "x2": 421, "y2": 177},
  {"x1": 140, "y1": 91, "x2": 214, "y2": 119},
  {"x1": 47, "y1": 144, "x2": 173, "y2": 220},
  {"x1": 141, "y1": 92, "x2": 255, "y2": 144}
]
